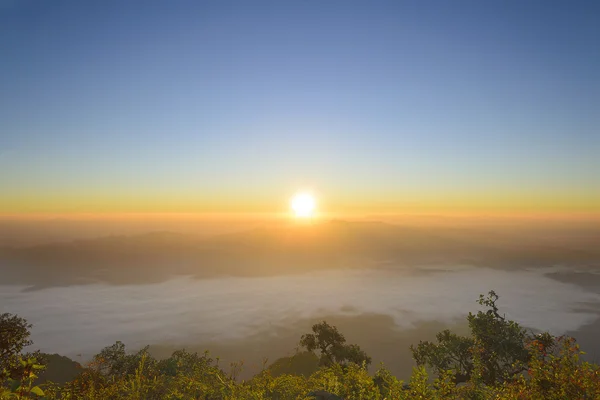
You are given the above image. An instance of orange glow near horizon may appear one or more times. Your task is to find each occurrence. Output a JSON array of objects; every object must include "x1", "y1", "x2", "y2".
[
  {"x1": 1, "y1": 210, "x2": 600, "y2": 223},
  {"x1": 1, "y1": 186, "x2": 599, "y2": 217}
]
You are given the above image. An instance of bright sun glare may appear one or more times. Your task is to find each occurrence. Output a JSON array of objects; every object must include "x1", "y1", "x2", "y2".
[{"x1": 290, "y1": 192, "x2": 316, "y2": 218}]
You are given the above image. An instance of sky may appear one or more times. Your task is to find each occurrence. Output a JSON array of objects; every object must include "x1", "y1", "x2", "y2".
[{"x1": 1, "y1": 0, "x2": 599, "y2": 215}]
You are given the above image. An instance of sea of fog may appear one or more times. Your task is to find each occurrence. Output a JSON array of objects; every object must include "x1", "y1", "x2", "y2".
[{"x1": 2, "y1": 266, "x2": 600, "y2": 362}]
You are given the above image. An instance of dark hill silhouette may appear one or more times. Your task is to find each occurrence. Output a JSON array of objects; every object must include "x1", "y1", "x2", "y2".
[
  {"x1": 0, "y1": 220, "x2": 598, "y2": 289},
  {"x1": 36, "y1": 353, "x2": 81, "y2": 385}
]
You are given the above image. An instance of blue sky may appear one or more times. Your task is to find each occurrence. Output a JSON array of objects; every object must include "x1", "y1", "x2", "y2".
[{"x1": 1, "y1": 1, "x2": 599, "y2": 213}]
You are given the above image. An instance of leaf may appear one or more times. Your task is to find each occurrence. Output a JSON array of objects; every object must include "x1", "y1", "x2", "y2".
[
  {"x1": 9, "y1": 379, "x2": 21, "y2": 392},
  {"x1": 30, "y1": 386, "x2": 45, "y2": 396}
]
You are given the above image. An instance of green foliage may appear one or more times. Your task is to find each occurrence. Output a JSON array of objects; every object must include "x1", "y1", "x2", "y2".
[
  {"x1": 410, "y1": 329, "x2": 474, "y2": 383},
  {"x1": 300, "y1": 321, "x2": 372, "y2": 368},
  {"x1": 91, "y1": 341, "x2": 157, "y2": 378},
  {"x1": 495, "y1": 335, "x2": 600, "y2": 399},
  {"x1": 467, "y1": 291, "x2": 530, "y2": 384},
  {"x1": 373, "y1": 363, "x2": 406, "y2": 398},
  {"x1": 1, "y1": 314, "x2": 34, "y2": 382},
  {"x1": 411, "y1": 291, "x2": 531, "y2": 386},
  {"x1": 3, "y1": 292, "x2": 600, "y2": 399},
  {"x1": 406, "y1": 366, "x2": 433, "y2": 398},
  {"x1": 42, "y1": 345, "x2": 233, "y2": 400},
  {"x1": 1, "y1": 357, "x2": 46, "y2": 399}
]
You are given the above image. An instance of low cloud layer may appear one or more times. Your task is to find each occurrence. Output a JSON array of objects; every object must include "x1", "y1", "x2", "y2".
[{"x1": 2, "y1": 266, "x2": 599, "y2": 360}]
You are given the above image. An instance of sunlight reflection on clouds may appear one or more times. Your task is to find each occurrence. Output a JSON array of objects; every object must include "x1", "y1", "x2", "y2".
[{"x1": 1, "y1": 266, "x2": 599, "y2": 359}]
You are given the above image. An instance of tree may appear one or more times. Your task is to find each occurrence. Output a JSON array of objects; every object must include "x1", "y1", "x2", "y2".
[
  {"x1": 91, "y1": 341, "x2": 156, "y2": 378},
  {"x1": 1, "y1": 313, "x2": 33, "y2": 380},
  {"x1": 1, "y1": 314, "x2": 47, "y2": 398},
  {"x1": 410, "y1": 329, "x2": 475, "y2": 384},
  {"x1": 300, "y1": 321, "x2": 371, "y2": 368},
  {"x1": 411, "y1": 290, "x2": 535, "y2": 386},
  {"x1": 498, "y1": 335, "x2": 600, "y2": 399}
]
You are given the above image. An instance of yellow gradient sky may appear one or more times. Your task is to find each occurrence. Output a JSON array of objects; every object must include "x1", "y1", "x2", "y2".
[{"x1": 1, "y1": 2, "x2": 599, "y2": 217}]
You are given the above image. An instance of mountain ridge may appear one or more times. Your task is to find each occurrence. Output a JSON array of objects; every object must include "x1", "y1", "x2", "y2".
[{"x1": 1, "y1": 220, "x2": 598, "y2": 290}]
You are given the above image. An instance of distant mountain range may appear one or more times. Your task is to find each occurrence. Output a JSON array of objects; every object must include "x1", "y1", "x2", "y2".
[{"x1": 1, "y1": 220, "x2": 598, "y2": 289}]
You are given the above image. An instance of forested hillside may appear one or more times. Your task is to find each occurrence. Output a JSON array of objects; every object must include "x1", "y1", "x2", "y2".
[{"x1": 2, "y1": 291, "x2": 599, "y2": 399}]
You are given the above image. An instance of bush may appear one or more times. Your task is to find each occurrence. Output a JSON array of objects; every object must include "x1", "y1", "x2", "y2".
[{"x1": 3, "y1": 292, "x2": 600, "y2": 399}]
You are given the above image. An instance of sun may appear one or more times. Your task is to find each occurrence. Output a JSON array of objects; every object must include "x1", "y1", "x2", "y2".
[{"x1": 290, "y1": 192, "x2": 316, "y2": 218}]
